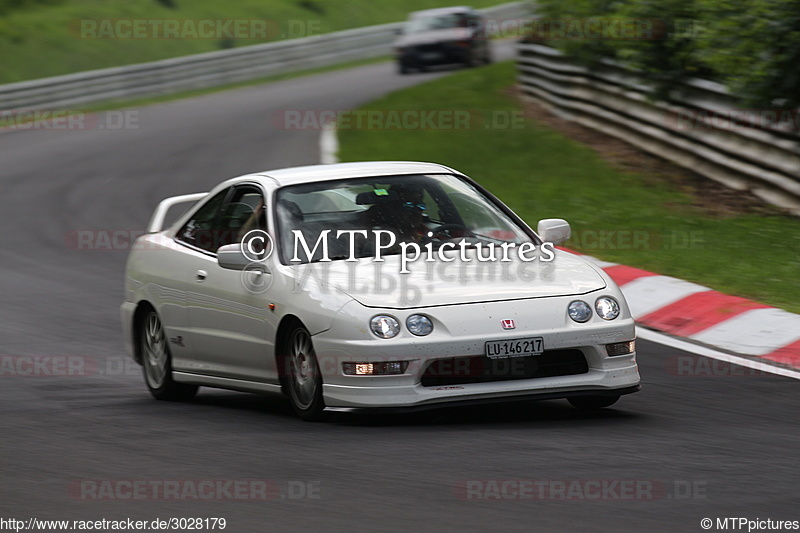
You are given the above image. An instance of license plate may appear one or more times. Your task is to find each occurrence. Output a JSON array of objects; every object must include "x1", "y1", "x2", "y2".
[
  {"x1": 421, "y1": 52, "x2": 442, "y2": 61},
  {"x1": 485, "y1": 337, "x2": 544, "y2": 359}
]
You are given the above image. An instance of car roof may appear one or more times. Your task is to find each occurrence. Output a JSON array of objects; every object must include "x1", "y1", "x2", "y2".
[
  {"x1": 242, "y1": 161, "x2": 461, "y2": 188},
  {"x1": 408, "y1": 6, "x2": 475, "y2": 18}
]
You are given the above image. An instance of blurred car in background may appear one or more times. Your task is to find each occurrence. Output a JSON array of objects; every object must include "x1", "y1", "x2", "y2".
[{"x1": 393, "y1": 6, "x2": 492, "y2": 74}]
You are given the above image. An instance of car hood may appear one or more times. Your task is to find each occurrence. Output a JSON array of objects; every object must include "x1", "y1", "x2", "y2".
[
  {"x1": 394, "y1": 28, "x2": 472, "y2": 48},
  {"x1": 293, "y1": 248, "x2": 607, "y2": 309}
]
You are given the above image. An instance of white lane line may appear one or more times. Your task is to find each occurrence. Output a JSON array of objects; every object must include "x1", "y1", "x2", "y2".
[
  {"x1": 320, "y1": 120, "x2": 338, "y2": 164},
  {"x1": 621, "y1": 275, "x2": 711, "y2": 318},
  {"x1": 689, "y1": 308, "x2": 800, "y2": 357},
  {"x1": 638, "y1": 327, "x2": 800, "y2": 380}
]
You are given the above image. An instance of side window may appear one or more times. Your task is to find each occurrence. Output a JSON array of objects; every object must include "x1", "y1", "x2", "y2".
[
  {"x1": 177, "y1": 189, "x2": 229, "y2": 253},
  {"x1": 176, "y1": 185, "x2": 266, "y2": 253},
  {"x1": 219, "y1": 186, "x2": 266, "y2": 247}
]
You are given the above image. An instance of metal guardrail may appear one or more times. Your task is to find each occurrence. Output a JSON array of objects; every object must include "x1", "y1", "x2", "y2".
[
  {"x1": 517, "y1": 42, "x2": 800, "y2": 215},
  {"x1": 0, "y1": 2, "x2": 528, "y2": 112}
]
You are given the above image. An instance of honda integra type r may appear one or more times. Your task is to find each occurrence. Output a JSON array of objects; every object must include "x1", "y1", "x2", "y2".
[{"x1": 120, "y1": 161, "x2": 640, "y2": 420}]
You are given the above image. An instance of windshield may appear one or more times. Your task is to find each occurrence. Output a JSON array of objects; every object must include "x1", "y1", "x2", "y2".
[
  {"x1": 275, "y1": 173, "x2": 532, "y2": 264},
  {"x1": 404, "y1": 13, "x2": 469, "y2": 34}
]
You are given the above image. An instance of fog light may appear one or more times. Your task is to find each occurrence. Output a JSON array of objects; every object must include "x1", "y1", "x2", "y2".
[
  {"x1": 606, "y1": 340, "x2": 635, "y2": 356},
  {"x1": 343, "y1": 361, "x2": 410, "y2": 375}
]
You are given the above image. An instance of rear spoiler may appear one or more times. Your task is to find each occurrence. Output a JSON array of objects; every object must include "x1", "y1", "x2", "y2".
[{"x1": 146, "y1": 192, "x2": 208, "y2": 233}]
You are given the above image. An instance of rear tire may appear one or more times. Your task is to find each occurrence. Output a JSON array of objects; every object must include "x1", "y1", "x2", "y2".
[
  {"x1": 140, "y1": 309, "x2": 197, "y2": 401},
  {"x1": 568, "y1": 395, "x2": 619, "y2": 410},
  {"x1": 282, "y1": 323, "x2": 326, "y2": 421}
]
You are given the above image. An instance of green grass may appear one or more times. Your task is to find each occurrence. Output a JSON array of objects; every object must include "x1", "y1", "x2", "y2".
[
  {"x1": 338, "y1": 61, "x2": 800, "y2": 313},
  {"x1": 0, "y1": 0, "x2": 506, "y2": 84}
]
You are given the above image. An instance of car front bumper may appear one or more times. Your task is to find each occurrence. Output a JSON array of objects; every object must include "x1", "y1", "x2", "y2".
[
  {"x1": 312, "y1": 298, "x2": 640, "y2": 408},
  {"x1": 321, "y1": 364, "x2": 640, "y2": 408},
  {"x1": 397, "y1": 43, "x2": 472, "y2": 67}
]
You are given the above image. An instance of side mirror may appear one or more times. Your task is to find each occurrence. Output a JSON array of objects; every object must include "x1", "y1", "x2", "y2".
[
  {"x1": 537, "y1": 218, "x2": 571, "y2": 246},
  {"x1": 395, "y1": 27, "x2": 403, "y2": 35},
  {"x1": 217, "y1": 243, "x2": 266, "y2": 272}
]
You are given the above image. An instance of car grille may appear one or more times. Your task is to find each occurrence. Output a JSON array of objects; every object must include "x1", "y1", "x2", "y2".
[
  {"x1": 420, "y1": 349, "x2": 589, "y2": 387},
  {"x1": 414, "y1": 43, "x2": 444, "y2": 54}
]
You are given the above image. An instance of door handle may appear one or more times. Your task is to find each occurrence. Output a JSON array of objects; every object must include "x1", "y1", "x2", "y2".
[{"x1": 195, "y1": 269, "x2": 207, "y2": 282}]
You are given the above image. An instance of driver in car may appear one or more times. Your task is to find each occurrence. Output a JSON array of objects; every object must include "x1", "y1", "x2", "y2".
[
  {"x1": 366, "y1": 184, "x2": 429, "y2": 241},
  {"x1": 393, "y1": 184, "x2": 430, "y2": 243}
]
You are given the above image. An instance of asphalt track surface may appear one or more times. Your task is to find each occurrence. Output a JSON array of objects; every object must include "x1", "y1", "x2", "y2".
[{"x1": 1, "y1": 43, "x2": 798, "y2": 532}]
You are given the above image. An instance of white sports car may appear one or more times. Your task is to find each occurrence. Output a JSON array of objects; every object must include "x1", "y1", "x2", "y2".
[{"x1": 121, "y1": 161, "x2": 640, "y2": 420}]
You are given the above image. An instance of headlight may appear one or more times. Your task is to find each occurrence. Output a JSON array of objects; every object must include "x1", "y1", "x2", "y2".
[
  {"x1": 406, "y1": 314, "x2": 433, "y2": 336},
  {"x1": 568, "y1": 300, "x2": 592, "y2": 323},
  {"x1": 595, "y1": 296, "x2": 620, "y2": 320},
  {"x1": 370, "y1": 315, "x2": 400, "y2": 338}
]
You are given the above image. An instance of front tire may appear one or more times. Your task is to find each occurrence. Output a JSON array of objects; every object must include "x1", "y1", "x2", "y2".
[
  {"x1": 283, "y1": 324, "x2": 326, "y2": 421},
  {"x1": 140, "y1": 309, "x2": 197, "y2": 401},
  {"x1": 568, "y1": 395, "x2": 619, "y2": 410},
  {"x1": 464, "y1": 48, "x2": 481, "y2": 68}
]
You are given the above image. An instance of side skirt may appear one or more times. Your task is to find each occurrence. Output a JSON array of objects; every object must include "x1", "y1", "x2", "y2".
[{"x1": 173, "y1": 372, "x2": 283, "y2": 395}]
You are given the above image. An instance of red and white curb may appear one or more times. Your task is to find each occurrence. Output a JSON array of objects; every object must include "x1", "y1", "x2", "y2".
[{"x1": 580, "y1": 253, "x2": 800, "y2": 372}]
